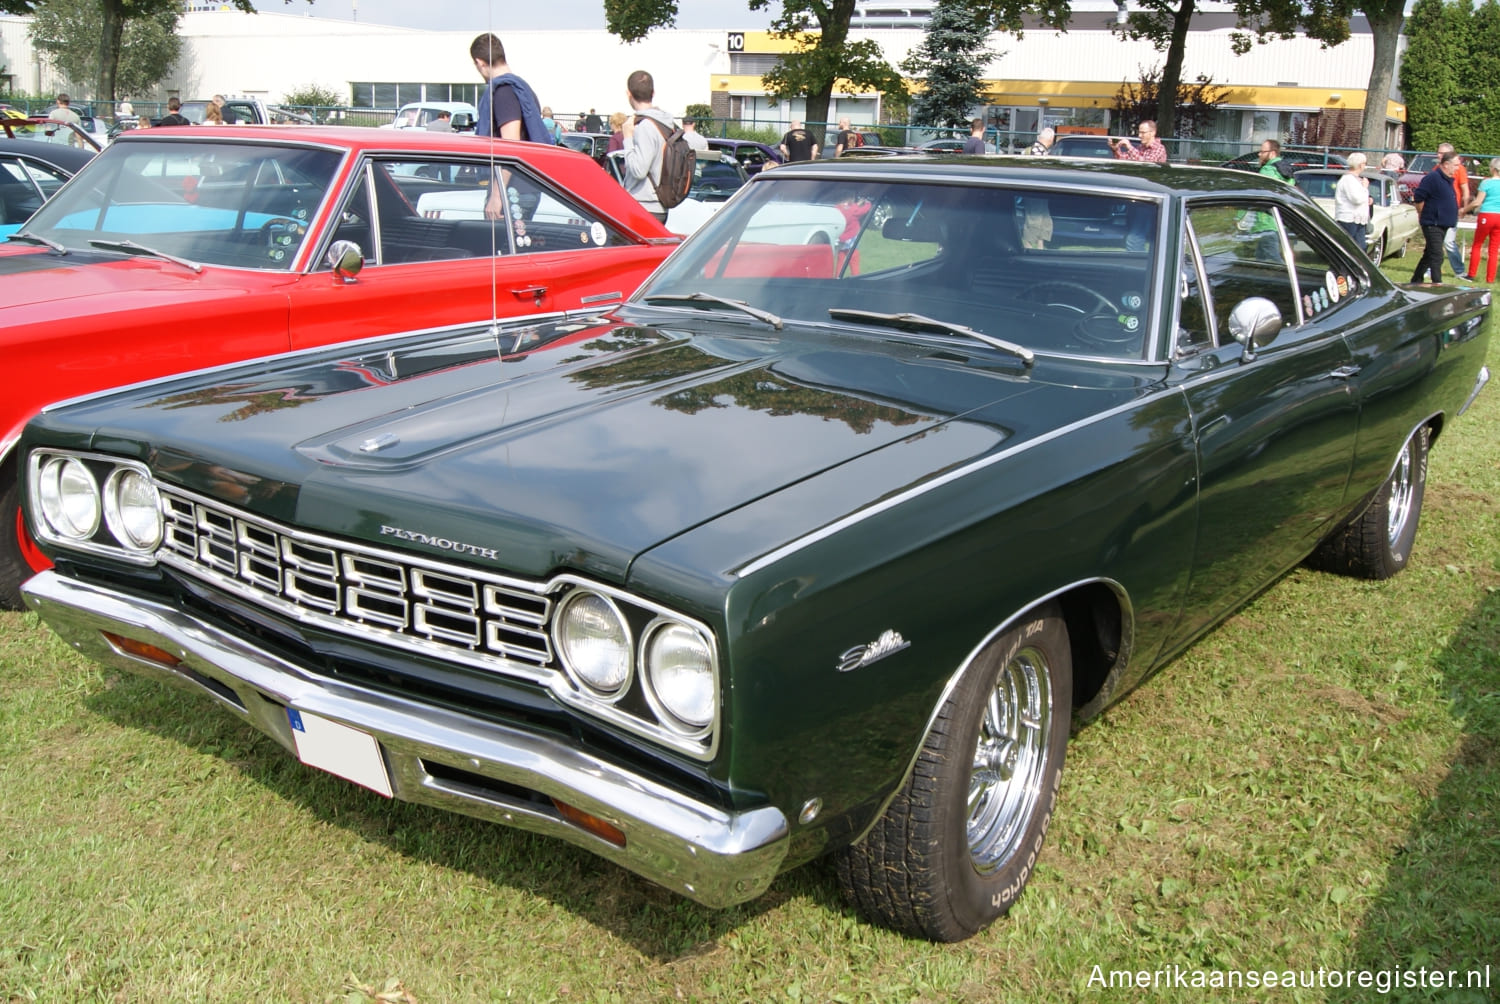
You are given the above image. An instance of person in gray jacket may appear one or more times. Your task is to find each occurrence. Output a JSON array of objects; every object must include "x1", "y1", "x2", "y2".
[{"x1": 620, "y1": 70, "x2": 676, "y2": 222}]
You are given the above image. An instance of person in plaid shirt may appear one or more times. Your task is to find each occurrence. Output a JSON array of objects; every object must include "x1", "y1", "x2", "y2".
[{"x1": 1110, "y1": 120, "x2": 1168, "y2": 164}]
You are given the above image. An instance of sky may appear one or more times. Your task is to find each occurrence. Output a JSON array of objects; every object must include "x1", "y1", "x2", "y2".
[{"x1": 254, "y1": 0, "x2": 777, "y2": 32}]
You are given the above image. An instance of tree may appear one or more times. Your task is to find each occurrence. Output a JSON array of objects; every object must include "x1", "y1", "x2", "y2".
[
  {"x1": 902, "y1": 0, "x2": 997, "y2": 130},
  {"x1": 10, "y1": 0, "x2": 307, "y2": 107},
  {"x1": 31, "y1": 0, "x2": 181, "y2": 100},
  {"x1": 604, "y1": 0, "x2": 905, "y2": 144},
  {"x1": 1399, "y1": 0, "x2": 1471, "y2": 151},
  {"x1": 1113, "y1": 65, "x2": 1227, "y2": 144}
]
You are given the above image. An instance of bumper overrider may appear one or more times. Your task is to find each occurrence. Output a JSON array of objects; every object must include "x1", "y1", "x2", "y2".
[{"x1": 22, "y1": 571, "x2": 789, "y2": 908}]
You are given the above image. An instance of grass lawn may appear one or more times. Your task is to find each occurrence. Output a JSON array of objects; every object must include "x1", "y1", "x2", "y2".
[{"x1": 2, "y1": 261, "x2": 1496, "y2": 1002}]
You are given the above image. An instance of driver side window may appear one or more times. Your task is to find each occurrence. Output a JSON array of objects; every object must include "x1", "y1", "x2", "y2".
[{"x1": 1188, "y1": 203, "x2": 1299, "y2": 337}]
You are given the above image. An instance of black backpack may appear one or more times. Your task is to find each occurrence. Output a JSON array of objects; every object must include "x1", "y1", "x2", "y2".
[
  {"x1": 640, "y1": 116, "x2": 696, "y2": 210},
  {"x1": 1273, "y1": 157, "x2": 1297, "y2": 181}
]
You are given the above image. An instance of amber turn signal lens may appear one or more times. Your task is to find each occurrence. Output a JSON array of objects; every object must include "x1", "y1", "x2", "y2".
[
  {"x1": 552, "y1": 798, "x2": 626, "y2": 847},
  {"x1": 101, "y1": 631, "x2": 181, "y2": 668}
]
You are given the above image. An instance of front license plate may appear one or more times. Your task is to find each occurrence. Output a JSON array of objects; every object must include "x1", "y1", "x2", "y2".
[{"x1": 287, "y1": 709, "x2": 394, "y2": 798}]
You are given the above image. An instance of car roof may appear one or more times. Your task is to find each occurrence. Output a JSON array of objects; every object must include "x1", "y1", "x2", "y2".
[
  {"x1": 761, "y1": 154, "x2": 1307, "y2": 196},
  {"x1": 0, "y1": 136, "x2": 95, "y2": 171}
]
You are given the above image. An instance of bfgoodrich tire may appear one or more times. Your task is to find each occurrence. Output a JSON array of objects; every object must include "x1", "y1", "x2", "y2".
[
  {"x1": 1308, "y1": 425, "x2": 1429, "y2": 580},
  {"x1": 836, "y1": 603, "x2": 1072, "y2": 942},
  {"x1": 0, "y1": 468, "x2": 30, "y2": 610}
]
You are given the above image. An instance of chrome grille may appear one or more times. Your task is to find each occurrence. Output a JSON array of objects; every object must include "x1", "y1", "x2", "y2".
[{"x1": 158, "y1": 488, "x2": 553, "y2": 676}]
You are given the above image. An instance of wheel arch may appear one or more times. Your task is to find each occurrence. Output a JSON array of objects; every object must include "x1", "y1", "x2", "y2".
[{"x1": 847, "y1": 577, "x2": 1133, "y2": 847}]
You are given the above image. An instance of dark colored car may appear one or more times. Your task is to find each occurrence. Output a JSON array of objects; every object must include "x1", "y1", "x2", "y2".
[
  {"x1": 0, "y1": 136, "x2": 96, "y2": 235},
  {"x1": 559, "y1": 132, "x2": 613, "y2": 164},
  {"x1": 1220, "y1": 148, "x2": 1349, "y2": 173},
  {"x1": 1050, "y1": 134, "x2": 1121, "y2": 159},
  {"x1": 19, "y1": 159, "x2": 1491, "y2": 943},
  {"x1": 705, "y1": 138, "x2": 782, "y2": 175}
]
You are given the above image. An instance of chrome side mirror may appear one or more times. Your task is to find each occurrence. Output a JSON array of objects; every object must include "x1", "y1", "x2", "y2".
[
  {"x1": 326, "y1": 240, "x2": 364, "y2": 281},
  {"x1": 1227, "y1": 296, "x2": 1283, "y2": 361}
]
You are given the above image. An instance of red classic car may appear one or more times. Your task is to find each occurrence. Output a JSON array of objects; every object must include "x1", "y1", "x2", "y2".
[{"x1": 0, "y1": 125, "x2": 679, "y2": 607}]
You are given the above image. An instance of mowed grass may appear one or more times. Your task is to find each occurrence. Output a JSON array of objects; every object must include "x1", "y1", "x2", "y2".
[{"x1": 2, "y1": 269, "x2": 1497, "y2": 1002}]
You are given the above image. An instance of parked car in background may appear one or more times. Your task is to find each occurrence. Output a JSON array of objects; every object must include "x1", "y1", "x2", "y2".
[
  {"x1": 705, "y1": 137, "x2": 782, "y2": 175},
  {"x1": 1051, "y1": 134, "x2": 1124, "y2": 159},
  {"x1": 0, "y1": 115, "x2": 102, "y2": 152},
  {"x1": 1293, "y1": 167, "x2": 1419, "y2": 265},
  {"x1": 384, "y1": 102, "x2": 478, "y2": 132},
  {"x1": 18, "y1": 158, "x2": 1490, "y2": 943},
  {"x1": 1396, "y1": 152, "x2": 1488, "y2": 202},
  {"x1": 560, "y1": 132, "x2": 613, "y2": 164},
  {"x1": 0, "y1": 125, "x2": 679, "y2": 608},
  {"x1": 0, "y1": 136, "x2": 96, "y2": 236},
  {"x1": 1220, "y1": 148, "x2": 1349, "y2": 173}
]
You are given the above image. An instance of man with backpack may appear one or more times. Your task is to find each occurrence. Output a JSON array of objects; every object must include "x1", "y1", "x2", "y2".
[{"x1": 620, "y1": 69, "x2": 693, "y2": 223}]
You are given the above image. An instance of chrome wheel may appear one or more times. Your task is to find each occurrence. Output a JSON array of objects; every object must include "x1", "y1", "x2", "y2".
[
  {"x1": 1386, "y1": 439, "x2": 1416, "y2": 547},
  {"x1": 968, "y1": 643, "x2": 1052, "y2": 873},
  {"x1": 1369, "y1": 233, "x2": 1386, "y2": 267}
]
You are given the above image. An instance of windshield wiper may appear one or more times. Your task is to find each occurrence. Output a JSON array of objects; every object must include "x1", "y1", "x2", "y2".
[
  {"x1": 88, "y1": 239, "x2": 204, "y2": 274},
  {"x1": 640, "y1": 292, "x2": 784, "y2": 330},
  {"x1": 828, "y1": 308, "x2": 1034, "y2": 367},
  {"x1": 6, "y1": 230, "x2": 67, "y2": 254}
]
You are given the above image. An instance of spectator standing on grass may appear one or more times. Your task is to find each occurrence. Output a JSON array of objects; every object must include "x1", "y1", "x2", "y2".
[
  {"x1": 1411, "y1": 151, "x2": 1460, "y2": 283},
  {"x1": 620, "y1": 69, "x2": 677, "y2": 223},
  {"x1": 1437, "y1": 142, "x2": 1471, "y2": 278},
  {"x1": 606, "y1": 111, "x2": 627, "y2": 153},
  {"x1": 203, "y1": 103, "x2": 224, "y2": 125},
  {"x1": 1381, "y1": 150, "x2": 1405, "y2": 174},
  {"x1": 211, "y1": 94, "x2": 237, "y2": 124},
  {"x1": 157, "y1": 97, "x2": 191, "y2": 127},
  {"x1": 1463, "y1": 157, "x2": 1500, "y2": 282},
  {"x1": 541, "y1": 105, "x2": 562, "y2": 143},
  {"x1": 470, "y1": 32, "x2": 550, "y2": 222},
  {"x1": 1334, "y1": 152, "x2": 1371, "y2": 250},
  {"x1": 779, "y1": 121, "x2": 818, "y2": 162},
  {"x1": 585, "y1": 108, "x2": 603, "y2": 132},
  {"x1": 426, "y1": 110, "x2": 453, "y2": 132},
  {"x1": 963, "y1": 117, "x2": 987, "y2": 154},
  {"x1": 1110, "y1": 120, "x2": 1168, "y2": 163}
]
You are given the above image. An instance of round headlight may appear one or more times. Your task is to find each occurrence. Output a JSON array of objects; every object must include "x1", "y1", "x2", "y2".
[
  {"x1": 643, "y1": 622, "x2": 716, "y2": 731},
  {"x1": 104, "y1": 468, "x2": 162, "y2": 551},
  {"x1": 554, "y1": 591, "x2": 632, "y2": 698},
  {"x1": 37, "y1": 457, "x2": 100, "y2": 540}
]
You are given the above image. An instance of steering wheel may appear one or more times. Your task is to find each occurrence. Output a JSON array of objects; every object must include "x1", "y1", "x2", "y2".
[
  {"x1": 1023, "y1": 281, "x2": 1145, "y2": 349},
  {"x1": 1022, "y1": 280, "x2": 1116, "y2": 317},
  {"x1": 259, "y1": 216, "x2": 306, "y2": 258}
]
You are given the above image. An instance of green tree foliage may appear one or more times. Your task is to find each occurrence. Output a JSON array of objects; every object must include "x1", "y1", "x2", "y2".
[
  {"x1": 1401, "y1": 0, "x2": 1479, "y2": 151},
  {"x1": 1112, "y1": 65, "x2": 1226, "y2": 144},
  {"x1": 902, "y1": 0, "x2": 997, "y2": 129},
  {"x1": 604, "y1": 0, "x2": 905, "y2": 144},
  {"x1": 282, "y1": 82, "x2": 345, "y2": 108},
  {"x1": 11, "y1": 0, "x2": 307, "y2": 106},
  {"x1": 30, "y1": 0, "x2": 181, "y2": 100}
]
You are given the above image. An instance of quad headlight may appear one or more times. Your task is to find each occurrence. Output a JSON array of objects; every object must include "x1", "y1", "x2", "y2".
[
  {"x1": 642, "y1": 621, "x2": 716, "y2": 733},
  {"x1": 36, "y1": 456, "x2": 100, "y2": 540},
  {"x1": 103, "y1": 467, "x2": 162, "y2": 551},
  {"x1": 553, "y1": 590, "x2": 632, "y2": 699}
]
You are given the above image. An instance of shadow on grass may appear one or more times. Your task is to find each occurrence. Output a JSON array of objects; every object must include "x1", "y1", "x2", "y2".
[
  {"x1": 82, "y1": 675, "x2": 849, "y2": 961},
  {"x1": 1332, "y1": 587, "x2": 1500, "y2": 1002}
]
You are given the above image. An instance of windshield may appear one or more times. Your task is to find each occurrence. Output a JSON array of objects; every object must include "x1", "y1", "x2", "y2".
[
  {"x1": 23, "y1": 139, "x2": 342, "y2": 269},
  {"x1": 632, "y1": 176, "x2": 1161, "y2": 359}
]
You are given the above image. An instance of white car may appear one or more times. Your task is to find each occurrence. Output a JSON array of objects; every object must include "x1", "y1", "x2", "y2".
[
  {"x1": 385, "y1": 102, "x2": 478, "y2": 132},
  {"x1": 1293, "y1": 168, "x2": 1420, "y2": 266}
]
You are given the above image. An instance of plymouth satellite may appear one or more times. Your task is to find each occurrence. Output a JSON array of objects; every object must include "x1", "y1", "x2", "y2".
[
  {"x1": 19, "y1": 158, "x2": 1490, "y2": 941},
  {"x1": 0, "y1": 125, "x2": 677, "y2": 609}
]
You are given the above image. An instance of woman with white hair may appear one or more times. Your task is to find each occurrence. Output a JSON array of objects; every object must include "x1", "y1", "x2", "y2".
[{"x1": 1334, "y1": 152, "x2": 1371, "y2": 250}]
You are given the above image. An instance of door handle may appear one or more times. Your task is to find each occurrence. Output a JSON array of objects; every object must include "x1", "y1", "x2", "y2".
[
  {"x1": 1327, "y1": 364, "x2": 1362, "y2": 380},
  {"x1": 510, "y1": 285, "x2": 547, "y2": 304}
]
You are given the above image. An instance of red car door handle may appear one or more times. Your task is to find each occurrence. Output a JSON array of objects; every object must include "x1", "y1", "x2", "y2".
[{"x1": 511, "y1": 285, "x2": 547, "y2": 302}]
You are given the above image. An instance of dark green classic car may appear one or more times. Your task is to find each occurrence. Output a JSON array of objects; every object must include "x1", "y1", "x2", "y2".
[{"x1": 19, "y1": 158, "x2": 1492, "y2": 942}]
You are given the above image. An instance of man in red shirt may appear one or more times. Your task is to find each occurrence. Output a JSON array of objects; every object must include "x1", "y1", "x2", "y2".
[{"x1": 1110, "y1": 120, "x2": 1168, "y2": 163}]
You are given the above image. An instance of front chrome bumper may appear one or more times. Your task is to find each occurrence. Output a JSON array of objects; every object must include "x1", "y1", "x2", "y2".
[{"x1": 22, "y1": 571, "x2": 788, "y2": 908}]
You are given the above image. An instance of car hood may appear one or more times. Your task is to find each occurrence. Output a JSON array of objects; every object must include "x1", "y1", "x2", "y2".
[
  {"x1": 45, "y1": 315, "x2": 1162, "y2": 584},
  {"x1": 0, "y1": 245, "x2": 270, "y2": 312}
]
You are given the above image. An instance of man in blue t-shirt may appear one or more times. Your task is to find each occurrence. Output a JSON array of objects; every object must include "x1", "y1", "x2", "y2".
[
  {"x1": 1411, "y1": 152, "x2": 1460, "y2": 283},
  {"x1": 469, "y1": 32, "x2": 551, "y2": 220}
]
